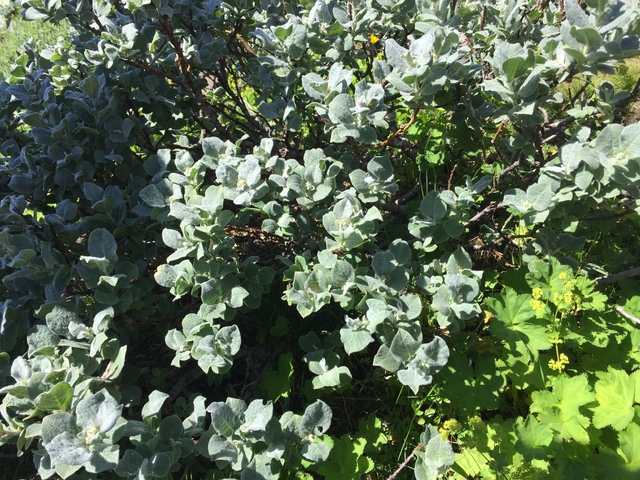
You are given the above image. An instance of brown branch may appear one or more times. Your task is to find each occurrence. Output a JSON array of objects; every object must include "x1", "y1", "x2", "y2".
[
  {"x1": 376, "y1": 108, "x2": 420, "y2": 148},
  {"x1": 595, "y1": 267, "x2": 640, "y2": 285},
  {"x1": 387, "y1": 443, "x2": 425, "y2": 480},
  {"x1": 614, "y1": 76, "x2": 640, "y2": 110}
]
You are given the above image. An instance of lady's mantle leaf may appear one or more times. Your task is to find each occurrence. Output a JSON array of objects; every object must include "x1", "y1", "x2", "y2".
[
  {"x1": 530, "y1": 374, "x2": 595, "y2": 444},
  {"x1": 592, "y1": 367, "x2": 636, "y2": 431},
  {"x1": 487, "y1": 288, "x2": 552, "y2": 356}
]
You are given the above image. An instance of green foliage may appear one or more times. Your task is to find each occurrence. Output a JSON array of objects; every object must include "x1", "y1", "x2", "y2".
[{"x1": 1, "y1": 0, "x2": 640, "y2": 478}]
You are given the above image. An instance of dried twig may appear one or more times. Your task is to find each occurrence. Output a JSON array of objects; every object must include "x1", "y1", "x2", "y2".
[
  {"x1": 387, "y1": 443, "x2": 425, "y2": 480},
  {"x1": 616, "y1": 306, "x2": 640, "y2": 326},
  {"x1": 595, "y1": 267, "x2": 640, "y2": 285}
]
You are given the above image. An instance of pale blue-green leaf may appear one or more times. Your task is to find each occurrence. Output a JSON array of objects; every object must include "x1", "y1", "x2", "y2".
[
  {"x1": 301, "y1": 441, "x2": 331, "y2": 462},
  {"x1": 397, "y1": 364, "x2": 433, "y2": 394},
  {"x1": 328, "y1": 94, "x2": 355, "y2": 125},
  {"x1": 149, "y1": 452, "x2": 173, "y2": 478},
  {"x1": 159, "y1": 415, "x2": 184, "y2": 441},
  {"x1": 385, "y1": 39, "x2": 409, "y2": 71},
  {"x1": 115, "y1": 449, "x2": 144, "y2": 477},
  {"x1": 41, "y1": 412, "x2": 77, "y2": 444},
  {"x1": 390, "y1": 328, "x2": 421, "y2": 362},
  {"x1": 208, "y1": 402, "x2": 241, "y2": 437},
  {"x1": 301, "y1": 400, "x2": 332, "y2": 436},
  {"x1": 241, "y1": 400, "x2": 273, "y2": 432},
  {"x1": 76, "y1": 389, "x2": 122, "y2": 433},
  {"x1": 340, "y1": 328, "x2": 374, "y2": 354},
  {"x1": 312, "y1": 366, "x2": 352, "y2": 389},
  {"x1": 142, "y1": 390, "x2": 169, "y2": 421},
  {"x1": 88, "y1": 228, "x2": 118, "y2": 263},
  {"x1": 46, "y1": 431, "x2": 91, "y2": 466},
  {"x1": 526, "y1": 183, "x2": 553, "y2": 211},
  {"x1": 565, "y1": 0, "x2": 590, "y2": 27}
]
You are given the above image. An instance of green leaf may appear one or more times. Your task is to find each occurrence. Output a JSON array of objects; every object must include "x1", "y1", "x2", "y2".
[
  {"x1": 592, "y1": 367, "x2": 636, "y2": 431},
  {"x1": 488, "y1": 288, "x2": 553, "y2": 355},
  {"x1": 35, "y1": 382, "x2": 73, "y2": 412},
  {"x1": 530, "y1": 374, "x2": 595, "y2": 444}
]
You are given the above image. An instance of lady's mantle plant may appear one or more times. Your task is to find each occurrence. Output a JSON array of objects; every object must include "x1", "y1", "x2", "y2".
[{"x1": 1, "y1": 0, "x2": 640, "y2": 478}]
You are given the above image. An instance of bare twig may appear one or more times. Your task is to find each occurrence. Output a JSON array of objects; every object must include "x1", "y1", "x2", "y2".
[
  {"x1": 616, "y1": 306, "x2": 640, "y2": 326},
  {"x1": 387, "y1": 443, "x2": 425, "y2": 480},
  {"x1": 595, "y1": 267, "x2": 640, "y2": 285}
]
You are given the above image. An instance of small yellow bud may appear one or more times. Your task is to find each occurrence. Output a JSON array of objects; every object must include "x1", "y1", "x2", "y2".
[{"x1": 532, "y1": 288, "x2": 544, "y2": 299}]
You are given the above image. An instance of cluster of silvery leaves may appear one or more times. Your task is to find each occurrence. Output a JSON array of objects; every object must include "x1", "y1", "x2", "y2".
[{"x1": 0, "y1": 0, "x2": 639, "y2": 478}]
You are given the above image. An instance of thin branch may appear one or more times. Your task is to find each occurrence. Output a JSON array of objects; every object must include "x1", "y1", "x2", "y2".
[
  {"x1": 465, "y1": 201, "x2": 504, "y2": 227},
  {"x1": 613, "y1": 76, "x2": 640, "y2": 110},
  {"x1": 387, "y1": 443, "x2": 425, "y2": 480},
  {"x1": 381, "y1": 185, "x2": 421, "y2": 213},
  {"x1": 595, "y1": 267, "x2": 640, "y2": 285},
  {"x1": 616, "y1": 306, "x2": 640, "y2": 326}
]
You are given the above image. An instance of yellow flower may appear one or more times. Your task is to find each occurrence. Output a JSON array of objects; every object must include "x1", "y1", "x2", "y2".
[
  {"x1": 558, "y1": 272, "x2": 569, "y2": 280},
  {"x1": 532, "y1": 288, "x2": 544, "y2": 299},
  {"x1": 548, "y1": 353, "x2": 569, "y2": 372},
  {"x1": 369, "y1": 34, "x2": 380, "y2": 44},
  {"x1": 563, "y1": 291, "x2": 574, "y2": 304},
  {"x1": 565, "y1": 281, "x2": 574, "y2": 290},
  {"x1": 530, "y1": 299, "x2": 545, "y2": 312}
]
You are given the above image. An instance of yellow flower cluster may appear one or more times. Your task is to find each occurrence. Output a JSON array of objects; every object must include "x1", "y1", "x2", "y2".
[
  {"x1": 530, "y1": 298, "x2": 545, "y2": 312},
  {"x1": 548, "y1": 353, "x2": 569, "y2": 371},
  {"x1": 532, "y1": 288, "x2": 543, "y2": 299}
]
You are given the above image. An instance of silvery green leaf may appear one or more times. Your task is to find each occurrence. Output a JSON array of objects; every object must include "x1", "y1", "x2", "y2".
[
  {"x1": 115, "y1": 449, "x2": 144, "y2": 477},
  {"x1": 149, "y1": 451, "x2": 173, "y2": 478},
  {"x1": 76, "y1": 389, "x2": 122, "y2": 435},
  {"x1": 227, "y1": 285, "x2": 249, "y2": 309},
  {"x1": 312, "y1": 365, "x2": 352, "y2": 389},
  {"x1": 397, "y1": 363, "x2": 433, "y2": 394},
  {"x1": 88, "y1": 228, "x2": 118, "y2": 263},
  {"x1": 208, "y1": 402, "x2": 241, "y2": 437},
  {"x1": 242, "y1": 458, "x2": 278, "y2": 480},
  {"x1": 301, "y1": 441, "x2": 331, "y2": 462},
  {"x1": 216, "y1": 325, "x2": 241, "y2": 356},
  {"x1": 309, "y1": 0, "x2": 332, "y2": 24},
  {"x1": 373, "y1": 344, "x2": 402, "y2": 372},
  {"x1": 300, "y1": 400, "x2": 332, "y2": 436},
  {"x1": 372, "y1": 250, "x2": 396, "y2": 276},
  {"x1": 410, "y1": 31, "x2": 435, "y2": 65},
  {"x1": 241, "y1": 400, "x2": 273, "y2": 432},
  {"x1": 86, "y1": 444, "x2": 119, "y2": 473},
  {"x1": 419, "y1": 191, "x2": 448, "y2": 220},
  {"x1": 390, "y1": 328, "x2": 421, "y2": 362},
  {"x1": 42, "y1": 412, "x2": 78, "y2": 444},
  {"x1": 354, "y1": 80, "x2": 384, "y2": 111},
  {"x1": 385, "y1": 38, "x2": 409, "y2": 72},
  {"x1": 284, "y1": 23, "x2": 307, "y2": 60},
  {"x1": 565, "y1": 0, "x2": 590, "y2": 27},
  {"x1": 142, "y1": 390, "x2": 169, "y2": 421},
  {"x1": 417, "y1": 336, "x2": 449, "y2": 370},
  {"x1": 299, "y1": 331, "x2": 323, "y2": 353},
  {"x1": 46, "y1": 431, "x2": 91, "y2": 466},
  {"x1": 10, "y1": 356, "x2": 31, "y2": 383},
  {"x1": 159, "y1": 415, "x2": 184, "y2": 441},
  {"x1": 330, "y1": 259, "x2": 354, "y2": 286},
  {"x1": 327, "y1": 63, "x2": 353, "y2": 93},
  {"x1": 414, "y1": 425, "x2": 455, "y2": 480},
  {"x1": 340, "y1": 327, "x2": 373, "y2": 354},
  {"x1": 328, "y1": 94, "x2": 356, "y2": 125},
  {"x1": 165, "y1": 329, "x2": 186, "y2": 351},
  {"x1": 526, "y1": 183, "x2": 553, "y2": 211},
  {"x1": 446, "y1": 246, "x2": 473, "y2": 275}
]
